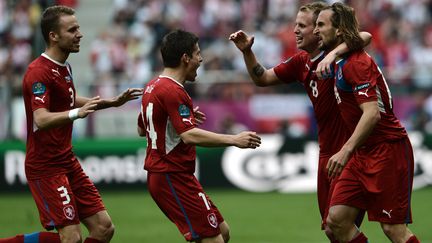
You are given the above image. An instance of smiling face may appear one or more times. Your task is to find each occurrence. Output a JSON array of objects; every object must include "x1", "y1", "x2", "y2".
[
  {"x1": 314, "y1": 9, "x2": 340, "y2": 51},
  {"x1": 293, "y1": 10, "x2": 320, "y2": 53},
  {"x1": 185, "y1": 43, "x2": 203, "y2": 82},
  {"x1": 53, "y1": 14, "x2": 83, "y2": 53}
]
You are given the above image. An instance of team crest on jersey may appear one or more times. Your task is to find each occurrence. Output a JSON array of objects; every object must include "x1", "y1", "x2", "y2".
[
  {"x1": 32, "y1": 82, "x2": 46, "y2": 95},
  {"x1": 65, "y1": 76, "x2": 72, "y2": 83},
  {"x1": 207, "y1": 213, "x2": 218, "y2": 228},
  {"x1": 337, "y1": 67, "x2": 343, "y2": 80},
  {"x1": 63, "y1": 205, "x2": 75, "y2": 220},
  {"x1": 354, "y1": 82, "x2": 370, "y2": 91},
  {"x1": 178, "y1": 104, "x2": 191, "y2": 118}
]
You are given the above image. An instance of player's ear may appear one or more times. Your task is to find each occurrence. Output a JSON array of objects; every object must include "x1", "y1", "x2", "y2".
[
  {"x1": 49, "y1": 31, "x2": 59, "y2": 42},
  {"x1": 335, "y1": 28, "x2": 342, "y2": 37},
  {"x1": 181, "y1": 53, "x2": 191, "y2": 64}
]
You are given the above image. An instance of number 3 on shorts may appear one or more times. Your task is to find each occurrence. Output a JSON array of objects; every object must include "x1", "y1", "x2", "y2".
[{"x1": 57, "y1": 186, "x2": 71, "y2": 205}]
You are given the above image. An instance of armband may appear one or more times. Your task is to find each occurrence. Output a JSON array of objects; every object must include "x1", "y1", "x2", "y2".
[{"x1": 68, "y1": 108, "x2": 79, "y2": 121}]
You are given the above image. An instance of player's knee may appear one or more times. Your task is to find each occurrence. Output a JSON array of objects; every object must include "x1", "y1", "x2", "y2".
[
  {"x1": 326, "y1": 212, "x2": 342, "y2": 231},
  {"x1": 222, "y1": 231, "x2": 230, "y2": 243},
  {"x1": 97, "y1": 220, "x2": 115, "y2": 241},
  {"x1": 59, "y1": 231, "x2": 82, "y2": 243},
  {"x1": 219, "y1": 221, "x2": 230, "y2": 242},
  {"x1": 380, "y1": 223, "x2": 406, "y2": 242},
  {"x1": 324, "y1": 225, "x2": 337, "y2": 241}
]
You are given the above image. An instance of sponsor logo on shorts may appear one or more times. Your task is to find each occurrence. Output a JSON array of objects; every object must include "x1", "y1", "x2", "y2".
[
  {"x1": 382, "y1": 209, "x2": 392, "y2": 218},
  {"x1": 63, "y1": 205, "x2": 75, "y2": 220},
  {"x1": 207, "y1": 213, "x2": 218, "y2": 228}
]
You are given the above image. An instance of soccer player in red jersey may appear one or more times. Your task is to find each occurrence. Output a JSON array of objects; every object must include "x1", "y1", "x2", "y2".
[
  {"x1": 314, "y1": 2, "x2": 420, "y2": 243},
  {"x1": 229, "y1": 2, "x2": 370, "y2": 242},
  {"x1": 137, "y1": 29, "x2": 261, "y2": 243},
  {"x1": 0, "y1": 5, "x2": 143, "y2": 243}
]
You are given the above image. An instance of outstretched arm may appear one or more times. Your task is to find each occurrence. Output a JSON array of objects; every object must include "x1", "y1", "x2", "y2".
[
  {"x1": 76, "y1": 88, "x2": 143, "y2": 110},
  {"x1": 33, "y1": 96, "x2": 101, "y2": 130},
  {"x1": 35, "y1": 88, "x2": 143, "y2": 130},
  {"x1": 316, "y1": 32, "x2": 372, "y2": 79},
  {"x1": 180, "y1": 127, "x2": 261, "y2": 149},
  {"x1": 229, "y1": 30, "x2": 280, "y2": 86}
]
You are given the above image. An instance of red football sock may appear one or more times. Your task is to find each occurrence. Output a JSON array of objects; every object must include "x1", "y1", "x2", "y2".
[
  {"x1": 348, "y1": 232, "x2": 368, "y2": 243},
  {"x1": 39, "y1": 232, "x2": 60, "y2": 242},
  {"x1": 0, "y1": 235, "x2": 24, "y2": 243},
  {"x1": 84, "y1": 237, "x2": 104, "y2": 243},
  {"x1": 0, "y1": 232, "x2": 61, "y2": 243},
  {"x1": 406, "y1": 235, "x2": 420, "y2": 243}
]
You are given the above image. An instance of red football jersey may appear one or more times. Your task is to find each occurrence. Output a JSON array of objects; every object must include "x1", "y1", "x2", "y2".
[
  {"x1": 334, "y1": 50, "x2": 407, "y2": 146},
  {"x1": 274, "y1": 51, "x2": 349, "y2": 157},
  {"x1": 138, "y1": 76, "x2": 196, "y2": 173},
  {"x1": 22, "y1": 54, "x2": 80, "y2": 179}
]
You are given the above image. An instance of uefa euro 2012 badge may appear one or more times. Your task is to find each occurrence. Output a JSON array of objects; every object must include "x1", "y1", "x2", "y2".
[
  {"x1": 32, "y1": 82, "x2": 46, "y2": 95},
  {"x1": 178, "y1": 104, "x2": 191, "y2": 118}
]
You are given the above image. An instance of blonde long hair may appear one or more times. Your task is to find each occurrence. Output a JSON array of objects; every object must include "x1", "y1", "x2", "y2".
[{"x1": 326, "y1": 2, "x2": 364, "y2": 51}]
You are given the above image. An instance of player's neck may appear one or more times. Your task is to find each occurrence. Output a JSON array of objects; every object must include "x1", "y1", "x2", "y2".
[
  {"x1": 161, "y1": 68, "x2": 186, "y2": 85},
  {"x1": 309, "y1": 49, "x2": 322, "y2": 59},
  {"x1": 44, "y1": 47, "x2": 70, "y2": 64}
]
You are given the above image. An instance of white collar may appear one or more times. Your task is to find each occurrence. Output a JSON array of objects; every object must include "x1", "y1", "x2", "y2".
[
  {"x1": 311, "y1": 51, "x2": 325, "y2": 62},
  {"x1": 41, "y1": 53, "x2": 67, "y2": 66},
  {"x1": 159, "y1": 75, "x2": 184, "y2": 88}
]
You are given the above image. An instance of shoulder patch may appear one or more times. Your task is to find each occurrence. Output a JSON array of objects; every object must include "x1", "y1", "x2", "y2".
[
  {"x1": 354, "y1": 82, "x2": 370, "y2": 91},
  {"x1": 32, "y1": 82, "x2": 46, "y2": 95},
  {"x1": 178, "y1": 104, "x2": 191, "y2": 118}
]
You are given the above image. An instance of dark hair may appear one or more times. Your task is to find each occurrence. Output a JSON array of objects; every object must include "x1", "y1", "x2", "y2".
[
  {"x1": 299, "y1": 1, "x2": 329, "y2": 26},
  {"x1": 41, "y1": 5, "x2": 75, "y2": 44},
  {"x1": 325, "y1": 2, "x2": 364, "y2": 51},
  {"x1": 160, "y1": 29, "x2": 199, "y2": 68}
]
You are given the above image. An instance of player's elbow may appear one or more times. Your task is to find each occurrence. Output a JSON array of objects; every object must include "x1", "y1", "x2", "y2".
[
  {"x1": 369, "y1": 108, "x2": 381, "y2": 125},
  {"x1": 137, "y1": 126, "x2": 146, "y2": 137},
  {"x1": 180, "y1": 135, "x2": 196, "y2": 145},
  {"x1": 33, "y1": 118, "x2": 49, "y2": 130},
  {"x1": 253, "y1": 77, "x2": 271, "y2": 87},
  {"x1": 180, "y1": 131, "x2": 198, "y2": 145}
]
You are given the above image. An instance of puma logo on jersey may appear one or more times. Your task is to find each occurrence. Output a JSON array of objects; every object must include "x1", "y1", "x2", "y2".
[
  {"x1": 35, "y1": 95, "x2": 46, "y2": 103},
  {"x1": 358, "y1": 89, "x2": 369, "y2": 97},
  {"x1": 382, "y1": 209, "x2": 392, "y2": 218},
  {"x1": 51, "y1": 69, "x2": 60, "y2": 77},
  {"x1": 182, "y1": 117, "x2": 194, "y2": 125}
]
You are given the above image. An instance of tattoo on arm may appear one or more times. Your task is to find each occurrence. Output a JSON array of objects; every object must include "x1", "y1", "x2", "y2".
[{"x1": 252, "y1": 64, "x2": 265, "y2": 77}]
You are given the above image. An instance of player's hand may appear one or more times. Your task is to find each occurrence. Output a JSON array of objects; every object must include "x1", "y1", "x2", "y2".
[
  {"x1": 78, "y1": 96, "x2": 101, "y2": 118},
  {"x1": 327, "y1": 147, "x2": 352, "y2": 177},
  {"x1": 234, "y1": 131, "x2": 261, "y2": 149},
  {"x1": 229, "y1": 30, "x2": 254, "y2": 53},
  {"x1": 316, "y1": 52, "x2": 336, "y2": 79},
  {"x1": 193, "y1": 106, "x2": 206, "y2": 125},
  {"x1": 114, "y1": 88, "x2": 144, "y2": 107}
]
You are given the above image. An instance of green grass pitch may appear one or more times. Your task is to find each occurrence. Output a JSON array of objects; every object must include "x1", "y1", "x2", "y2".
[{"x1": 0, "y1": 187, "x2": 431, "y2": 242}]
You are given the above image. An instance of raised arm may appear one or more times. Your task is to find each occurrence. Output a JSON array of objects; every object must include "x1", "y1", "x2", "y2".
[
  {"x1": 316, "y1": 31, "x2": 372, "y2": 79},
  {"x1": 180, "y1": 127, "x2": 261, "y2": 149},
  {"x1": 229, "y1": 30, "x2": 281, "y2": 87}
]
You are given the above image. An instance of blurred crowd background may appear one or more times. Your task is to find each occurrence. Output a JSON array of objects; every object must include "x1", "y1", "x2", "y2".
[{"x1": 1, "y1": 0, "x2": 432, "y2": 144}]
